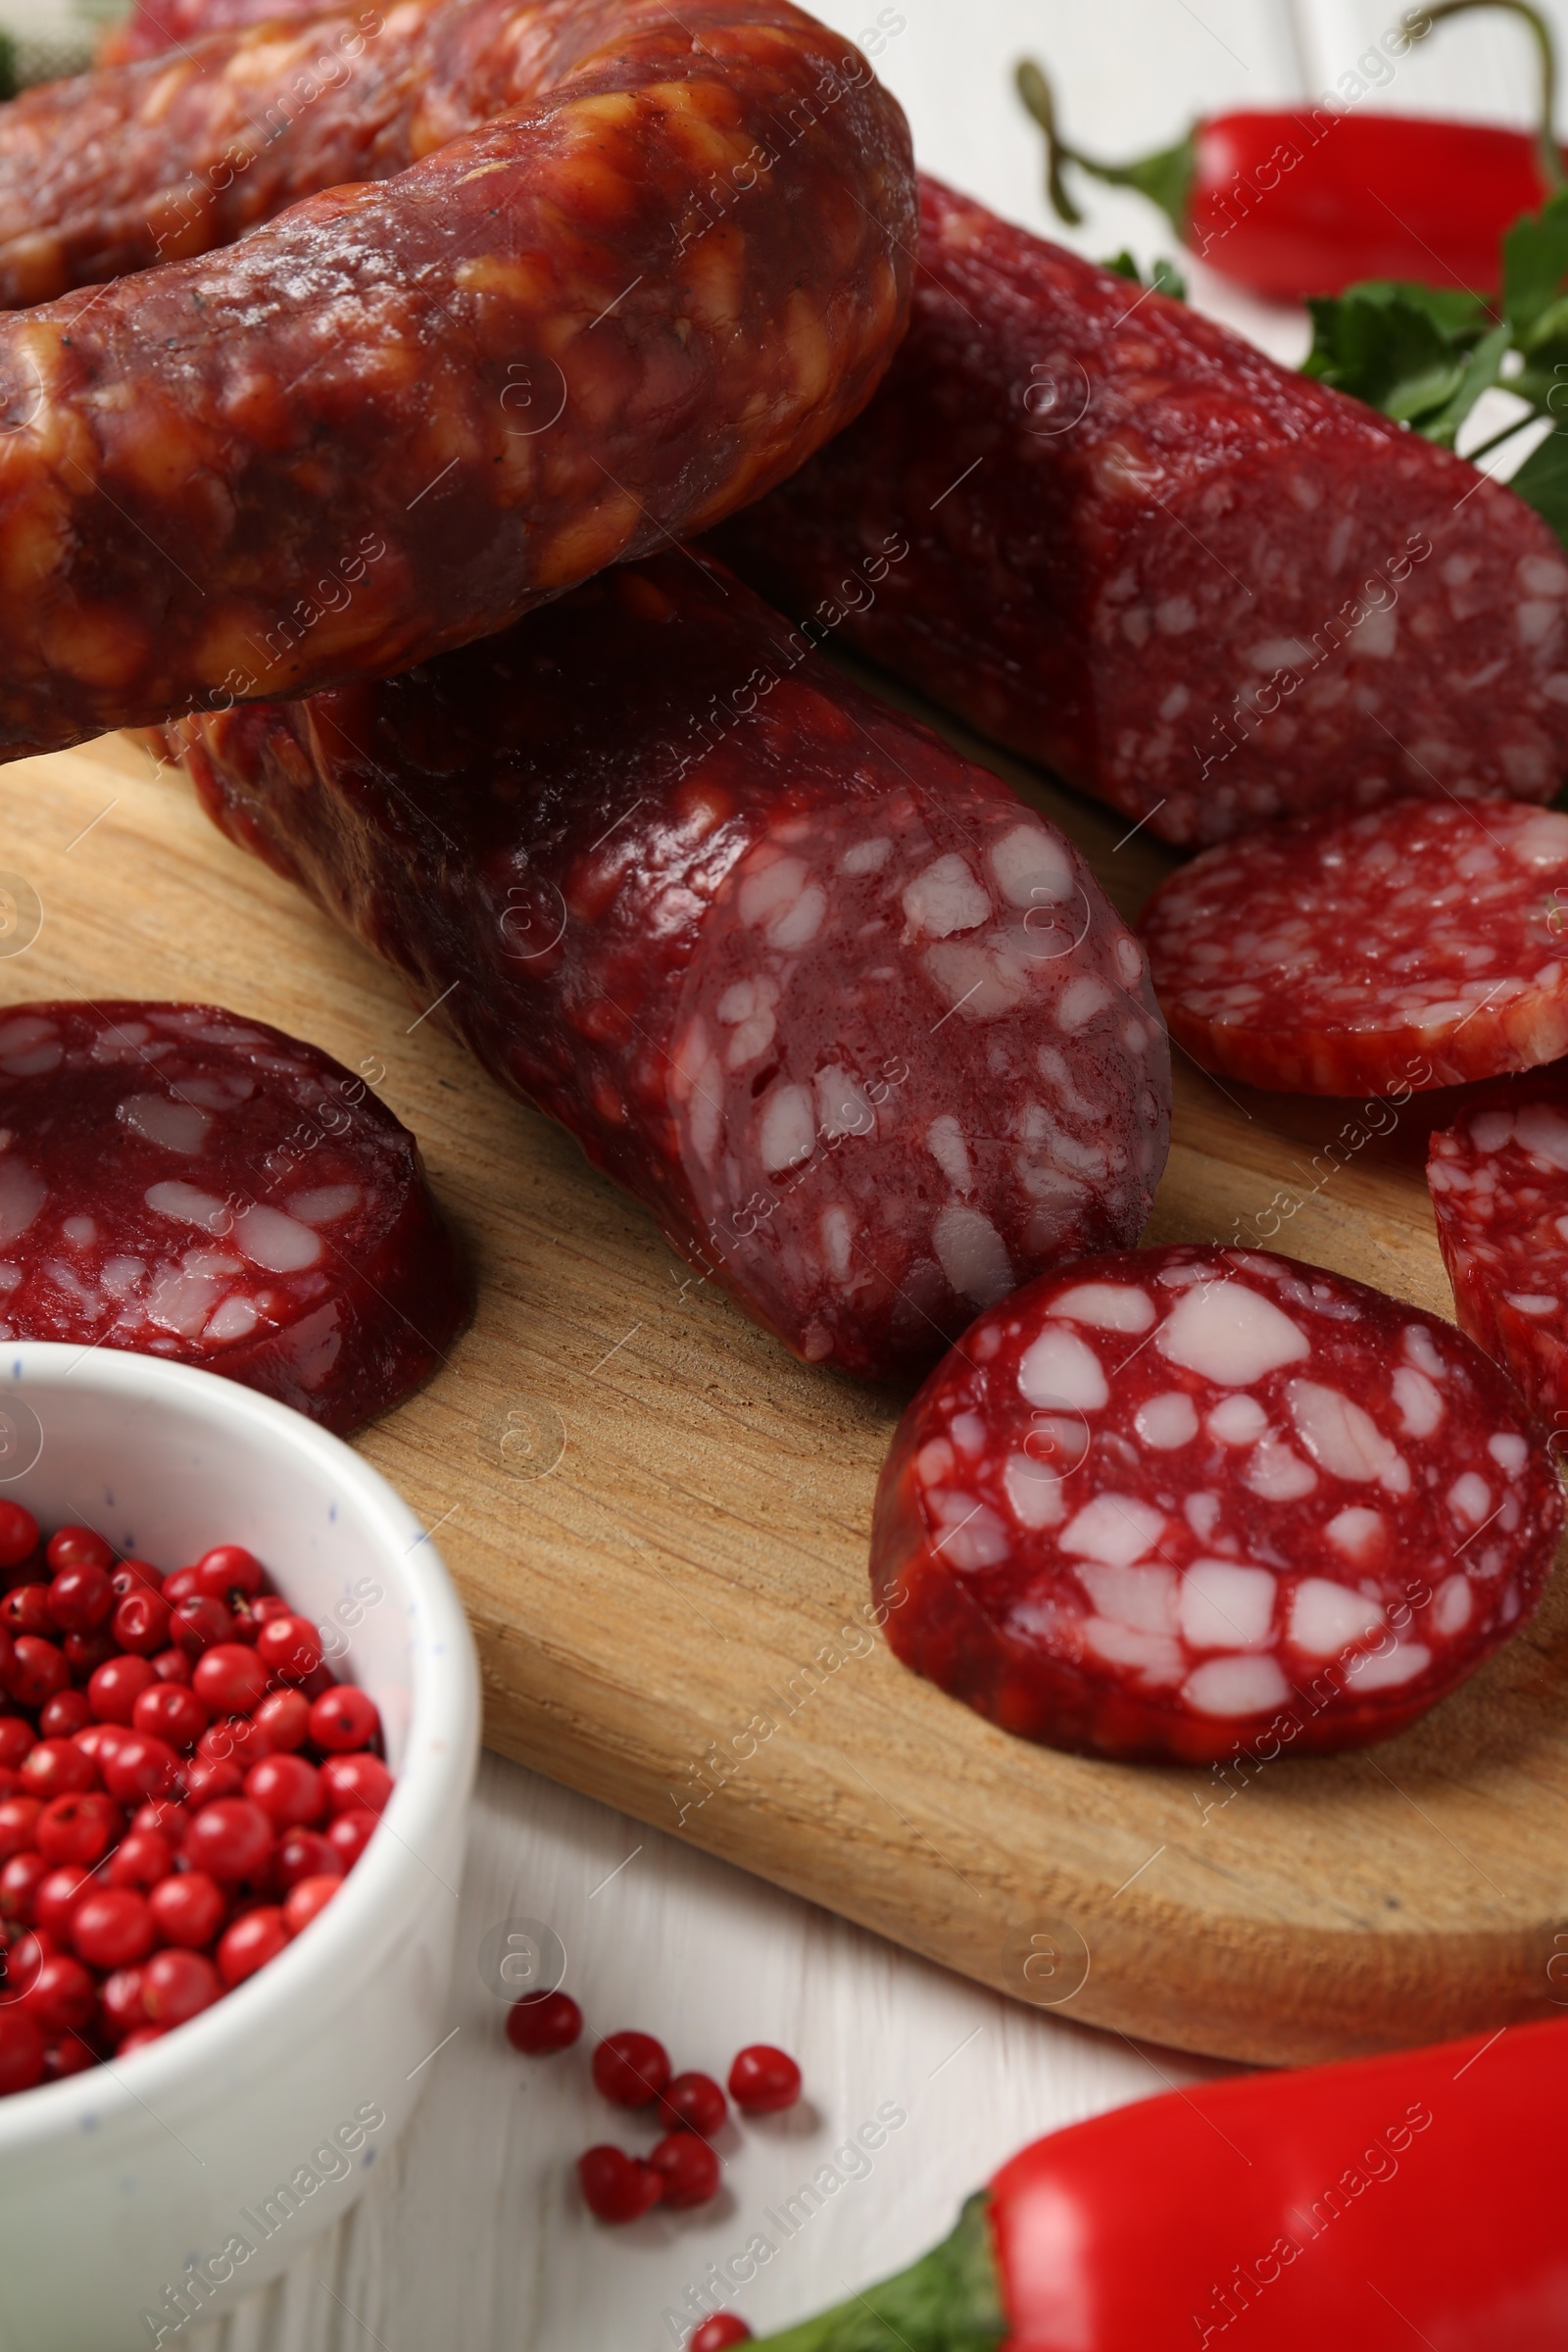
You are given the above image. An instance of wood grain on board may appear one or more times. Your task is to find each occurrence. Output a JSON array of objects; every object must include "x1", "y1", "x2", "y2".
[{"x1": 2, "y1": 706, "x2": 1563, "y2": 2069}]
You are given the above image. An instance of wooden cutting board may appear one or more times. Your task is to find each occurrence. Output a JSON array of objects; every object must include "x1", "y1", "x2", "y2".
[{"x1": 7, "y1": 699, "x2": 1566, "y2": 2068}]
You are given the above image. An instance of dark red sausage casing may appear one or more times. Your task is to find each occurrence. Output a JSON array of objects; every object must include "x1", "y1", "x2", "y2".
[
  {"x1": 161, "y1": 552, "x2": 1172, "y2": 1383},
  {"x1": 713, "y1": 175, "x2": 1568, "y2": 846},
  {"x1": 0, "y1": 1001, "x2": 467, "y2": 1429},
  {"x1": 871, "y1": 1244, "x2": 1562, "y2": 1762}
]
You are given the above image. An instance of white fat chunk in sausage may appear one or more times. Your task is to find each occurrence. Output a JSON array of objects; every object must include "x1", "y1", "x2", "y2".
[
  {"x1": 145, "y1": 1180, "x2": 230, "y2": 1235},
  {"x1": 950, "y1": 1412, "x2": 988, "y2": 1457},
  {"x1": 1489, "y1": 1432, "x2": 1530, "y2": 1476},
  {"x1": 118, "y1": 1093, "x2": 213, "y2": 1154},
  {"x1": 989, "y1": 823, "x2": 1074, "y2": 908},
  {"x1": 819, "y1": 1204, "x2": 853, "y2": 1282},
  {"x1": 1056, "y1": 976, "x2": 1113, "y2": 1033},
  {"x1": 930, "y1": 1490, "x2": 1010, "y2": 1569},
  {"x1": 1082, "y1": 1617, "x2": 1186, "y2": 1684},
  {"x1": 1344, "y1": 1641, "x2": 1432, "y2": 1690},
  {"x1": 1206, "y1": 1395, "x2": 1269, "y2": 1446},
  {"x1": 0, "y1": 1159, "x2": 45, "y2": 1247},
  {"x1": 716, "y1": 976, "x2": 778, "y2": 1070},
  {"x1": 1060, "y1": 1493, "x2": 1166, "y2": 1567},
  {"x1": 840, "y1": 837, "x2": 892, "y2": 874},
  {"x1": 925, "y1": 1115, "x2": 973, "y2": 1192},
  {"x1": 923, "y1": 941, "x2": 1028, "y2": 1020},
  {"x1": 1048, "y1": 1282, "x2": 1155, "y2": 1333},
  {"x1": 1179, "y1": 1560, "x2": 1277, "y2": 1650},
  {"x1": 1018, "y1": 1326, "x2": 1108, "y2": 1411},
  {"x1": 768, "y1": 881, "x2": 827, "y2": 950},
  {"x1": 1182, "y1": 1654, "x2": 1292, "y2": 1716},
  {"x1": 289, "y1": 1185, "x2": 362, "y2": 1226},
  {"x1": 145, "y1": 1262, "x2": 228, "y2": 1337},
  {"x1": 1446, "y1": 1472, "x2": 1493, "y2": 1528},
  {"x1": 1431, "y1": 1574, "x2": 1474, "y2": 1636},
  {"x1": 1324, "y1": 1506, "x2": 1385, "y2": 1564},
  {"x1": 205, "y1": 1294, "x2": 261, "y2": 1343},
  {"x1": 1288, "y1": 1578, "x2": 1385, "y2": 1657},
  {"x1": 815, "y1": 1066, "x2": 874, "y2": 1142},
  {"x1": 932, "y1": 1204, "x2": 1012, "y2": 1307},
  {"x1": 1512, "y1": 1102, "x2": 1568, "y2": 1169},
  {"x1": 1286, "y1": 1382, "x2": 1411, "y2": 1494},
  {"x1": 1134, "y1": 1392, "x2": 1199, "y2": 1449},
  {"x1": 62, "y1": 1216, "x2": 94, "y2": 1248},
  {"x1": 902, "y1": 854, "x2": 992, "y2": 939},
  {"x1": 1075, "y1": 1561, "x2": 1177, "y2": 1634},
  {"x1": 1391, "y1": 1366, "x2": 1444, "y2": 1438},
  {"x1": 758, "y1": 1083, "x2": 815, "y2": 1174},
  {"x1": 1156, "y1": 1281, "x2": 1311, "y2": 1385},
  {"x1": 0, "y1": 1045, "x2": 61, "y2": 1077},
  {"x1": 177, "y1": 1075, "x2": 255, "y2": 1108},
  {"x1": 1507, "y1": 810, "x2": 1568, "y2": 866},
  {"x1": 739, "y1": 853, "x2": 809, "y2": 929},
  {"x1": 1003, "y1": 1452, "x2": 1068, "y2": 1528},
  {"x1": 1402, "y1": 1324, "x2": 1447, "y2": 1380},
  {"x1": 230, "y1": 1203, "x2": 322, "y2": 1274},
  {"x1": 0, "y1": 1016, "x2": 57, "y2": 1056}
]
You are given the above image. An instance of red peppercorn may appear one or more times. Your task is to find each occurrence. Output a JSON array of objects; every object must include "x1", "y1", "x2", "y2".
[
  {"x1": 727, "y1": 2045, "x2": 802, "y2": 2115},
  {"x1": 649, "y1": 2130, "x2": 721, "y2": 2209},
  {"x1": 190, "y1": 1642, "x2": 269, "y2": 1718},
  {"x1": 245, "y1": 1753, "x2": 323, "y2": 1830},
  {"x1": 21, "y1": 1739, "x2": 98, "y2": 1801},
  {"x1": 659, "y1": 2072, "x2": 729, "y2": 2138},
  {"x1": 149, "y1": 1869, "x2": 225, "y2": 1949},
  {"x1": 63, "y1": 1625, "x2": 118, "y2": 1679},
  {"x1": 0, "y1": 1767, "x2": 21, "y2": 1800},
  {"x1": 593, "y1": 2031, "x2": 671, "y2": 2109},
  {"x1": 196, "y1": 1714, "x2": 270, "y2": 1772},
  {"x1": 106, "y1": 1829, "x2": 173, "y2": 1889},
  {"x1": 101, "y1": 1732, "x2": 180, "y2": 1806},
  {"x1": 118, "y1": 2025, "x2": 166, "y2": 2053},
  {"x1": 319, "y1": 1753, "x2": 392, "y2": 1818},
  {"x1": 111, "y1": 1558, "x2": 164, "y2": 1601},
  {"x1": 281, "y1": 1875, "x2": 338, "y2": 1936},
  {"x1": 0, "y1": 1849, "x2": 48, "y2": 1926},
  {"x1": 111, "y1": 1590, "x2": 172, "y2": 1656},
  {"x1": 5, "y1": 1636, "x2": 68, "y2": 1709},
  {"x1": 1, "y1": 1585, "x2": 56, "y2": 1638},
  {"x1": 323, "y1": 1809, "x2": 377, "y2": 1870},
  {"x1": 44, "y1": 2034, "x2": 98, "y2": 2081},
  {"x1": 577, "y1": 2145, "x2": 664, "y2": 2224},
  {"x1": 0, "y1": 1502, "x2": 38, "y2": 1571},
  {"x1": 0, "y1": 1716, "x2": 31, "y2": 1772},
  {"x1": 192, "y1": 1545, "x2": 265, "y2": 1600},
  {"x1": 131, "y1": 1683, "x2": 208, "y2": 1751},
  {"x1": 216, "y1": 1906, "x2": 290, "y2": 1986},
  {"x1": 72, "y1": 1888, "x2": 156, "y2": 1971},
  {"x1": 505, "y1": 1989, "x2": 583, "y2": 2056},
  {"x1": 309, "y1": 1686, "x2": 380, "y2": 1752},
  {"x1": 250, "y1": 1593, "x2": 292, "y2": 1628},
  {"x1": 149, "y1": 1647, "x2": 192, "y2": 1685},
  {"x1": 130, "y1": 1796, "x2": 185, "y2": 1842},
  {"x1": 142, "y1": 1946, "x2": 220, "y2": 2027},
  {"x1": 690, "y1": 2317, "x2": 754, "y2": 2351},
  {"x1": 180, "y1": 1755, "x2": 245, "y2": 1810},
  {"x1": 256, "y1": 1614, "x2": 322, "y2": 1682},
  {"x1": 271, "y1": 1828, "x2": 341, "y2": 1891},
  {"x1": 97, "y1": 1965, "x2": 147, "y2": 2040},
  {"x1": 38, "y1": 1689, "x2": 92, "y2": 1740},
  {"x1": 253, "y1": 1689, "x2": 311, "y2": 1750},
  {"x1": 20, "y1": 1949, "x2": 97, "y2": 2034},
  {"x1": 34, "y1": 1865, "x2": 96, "y2": 1938},
  {"x1": 170, "y1": 1595, "x2": 234, "y2": 1657},
  {"x1": 160, "y1": 1567, "x2": 200, "y2": 1606},
  {"x1": 185, "y1": 1797, "x2": 272, "y2": 1884},
  {"x1": 87, "y1": 1653, "x2": 157, "y2": 1725},
  {"x1": 46, "y1": 1562, "x2": 114, "y2": 1635},
  {"x1": 36, "y1": 1791, "x2": 123, "y2": 1868},
  {"x1": 1, "y1": 1927, "x2": 44, "y2": 1998},
  {"x1": 46, "y1": 1528, "x2": 113, "y2": 1576},
  {"x1": 0, "y1": 2005, "x2": 43, "y2": 2094},
  {"x1": 0, "y1": 1795, "x2": 40, "y2": 1859},
  {"x1": 74, "y1": 1724, "x2": 124, "y2": 1770}
]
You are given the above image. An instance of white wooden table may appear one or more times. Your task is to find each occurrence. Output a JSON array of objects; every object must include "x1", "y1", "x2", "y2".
[{"x1": 158, "y1": 1, "x2": 1565, "y2": 2343}]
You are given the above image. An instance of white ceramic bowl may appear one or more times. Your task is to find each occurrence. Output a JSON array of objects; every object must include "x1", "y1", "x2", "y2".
[{"x1": 0, "y1": 1344, "x2": 478, "y2": 2352}]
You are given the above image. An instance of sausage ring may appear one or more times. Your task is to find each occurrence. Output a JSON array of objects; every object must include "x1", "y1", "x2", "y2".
[{"x1": 0, "y1": 0, "x2": 913, "y2": 760}]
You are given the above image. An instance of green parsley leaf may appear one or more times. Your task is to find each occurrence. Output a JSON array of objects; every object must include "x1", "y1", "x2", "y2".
[
  {"x1": 1503, "y1": 185, "x2": 1568, "y2": 345},
  {"x1": 1100, "y1": 250, "x2": 1187, "y2": 302},
  {"x1": 1302, "y1": 280, "x2": 1505, "y2": 443}
]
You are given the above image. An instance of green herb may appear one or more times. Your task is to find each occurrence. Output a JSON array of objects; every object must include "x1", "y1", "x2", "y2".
[{"x1": 1102, "y1": 249, "x2": 1189, "y2": 302}]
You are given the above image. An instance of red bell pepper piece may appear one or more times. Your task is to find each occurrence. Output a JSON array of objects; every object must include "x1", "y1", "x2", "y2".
[
  {"x1": 1018, "y1": 0, "x2": 1564, "y2": 299},
  {"x1": 743, "y1": 2017, "x2": 1568, "y2": 2347}
]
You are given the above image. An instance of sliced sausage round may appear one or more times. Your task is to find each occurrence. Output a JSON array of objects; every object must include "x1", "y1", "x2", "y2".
[
  {"x1": 0, "y1": 1001, "x2": 468, "y2": 1430},
  {"x1": 1139, "y1": 799, "x2": 1568, "y2": 1096},
  {"x1": 1430, "y1": 1072, "x2": 1568, "y2": 1440},
  {"x1": 870, "y1": 1244, "x2": 1562, "y2": 1762}
]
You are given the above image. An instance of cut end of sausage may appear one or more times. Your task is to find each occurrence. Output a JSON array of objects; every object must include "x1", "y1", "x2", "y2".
[
  {"x1": 1139, "y1": 799, "x2": 1568, "y2": 1097},
  {"x1": 870, "y1": 1244, "x2": 1562, "y2": 1763}
]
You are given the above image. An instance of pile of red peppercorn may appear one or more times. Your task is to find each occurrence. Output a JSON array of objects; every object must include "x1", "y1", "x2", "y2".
[
  {"x1": 0, "y1": 1503, "x2": 391, "y2": 2095},
  {"x1": 506, "y1": 1983, "x2": 801, "y2": 2300}
]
